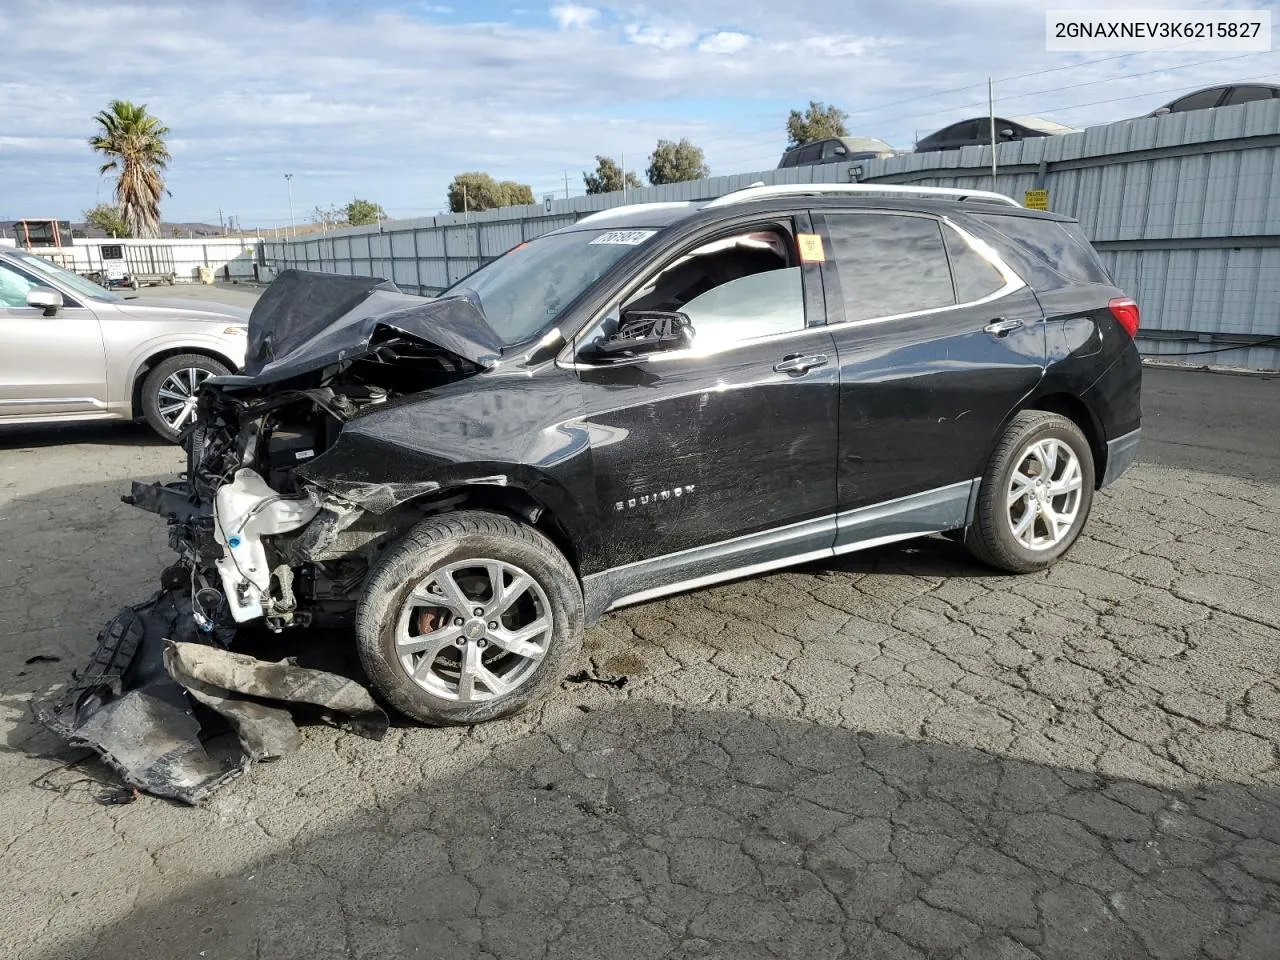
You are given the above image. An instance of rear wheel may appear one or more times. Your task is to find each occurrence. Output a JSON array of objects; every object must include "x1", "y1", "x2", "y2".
[
  {"x1": 355, "y1": 510, "x2": 583, "y2": 725},
  {"x1": 965, "y1": 411, "x2": 1095, "y2": 573},
  {"x1": 140, "y1": 354, "x2": 229, "y2": 443}
]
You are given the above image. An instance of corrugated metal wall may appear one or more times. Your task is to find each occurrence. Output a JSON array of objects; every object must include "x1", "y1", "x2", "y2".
[{"x1": 263, "y1": 99, "x2": 1280, "y2": 369}]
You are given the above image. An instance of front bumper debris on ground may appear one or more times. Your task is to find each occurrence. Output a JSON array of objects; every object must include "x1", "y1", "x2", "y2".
[{"x1": 34, "y1": 589, "x2": 387, "y2": 804}]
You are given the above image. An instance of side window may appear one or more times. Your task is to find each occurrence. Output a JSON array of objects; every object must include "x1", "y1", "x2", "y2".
[
  {"x1": 1225, "y1": 85, "x2": 1275, "y2": 106},
  {"x1": 604, "y1": 229, "x2": 803, "y2": 350},
  {"x1": 680, "y1": 268, "x2": 804, "y2": 347},
  {"x1": 797, "y1": 143, "x2": 821, "y2": 164},
  {"x1": 824, "y1": 214, "x2": 955, "y2": 323},
  {"x1": 1169, "y1": 88, "x2": 1225, "y2": 112},
  {"x1": 971, "y1": 214, "x2": 1112, "y2": 286},
  {"x1": 0, "y1": 263, "x2": 38, "y2": 308},
  {"x1": 943, "y1": 225, "x2": 1006, "y2": 302}
]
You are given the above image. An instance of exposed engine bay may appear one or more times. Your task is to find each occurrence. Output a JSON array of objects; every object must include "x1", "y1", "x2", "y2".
[{"x1": 36, "y1": 271, "x2": 504, "y2": 801}]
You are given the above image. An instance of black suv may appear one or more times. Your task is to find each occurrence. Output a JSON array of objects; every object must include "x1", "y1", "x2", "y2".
[{"x1": 140, "y1": 184, "x2": 1142, "y2": 726}]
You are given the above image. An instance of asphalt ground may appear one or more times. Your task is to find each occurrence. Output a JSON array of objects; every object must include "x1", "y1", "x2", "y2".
[{"x1": 0, "y1": 286, "x2": 1275, "y2": 959}]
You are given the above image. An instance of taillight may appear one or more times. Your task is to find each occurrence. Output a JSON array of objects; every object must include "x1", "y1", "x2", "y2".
[{"x1": 1108, "y1": 297, "x2": 1140, "y2": 339}]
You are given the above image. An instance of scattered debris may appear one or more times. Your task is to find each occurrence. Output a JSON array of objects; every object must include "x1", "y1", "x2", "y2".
[
  {"x1": 33, "y1": 588, "x2": 387, "y2": 804},
  {"x1": 24, "y1": 654, "x2": 60, "y2": 665}
]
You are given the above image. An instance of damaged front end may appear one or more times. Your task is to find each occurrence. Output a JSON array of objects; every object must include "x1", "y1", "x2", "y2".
[{"x1": 36, "y1": 271, "x2": 503, "y2": 801}]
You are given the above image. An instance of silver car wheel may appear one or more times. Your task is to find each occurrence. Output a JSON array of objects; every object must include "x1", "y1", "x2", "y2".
[
  {"x1": 395, "y1": 559, "x2": 552, "y2": 703},
  {"x1": 1006, "y1": 438, "x2": 1083, "y2": 550},
  {"x1": 156, "y1": 367, "x2": 212, "y2": 431}
]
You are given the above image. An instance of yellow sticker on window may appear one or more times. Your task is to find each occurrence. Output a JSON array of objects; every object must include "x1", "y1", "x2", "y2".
[{"x1": 797, "y1": 233, "x2": 825, "y2": 263}]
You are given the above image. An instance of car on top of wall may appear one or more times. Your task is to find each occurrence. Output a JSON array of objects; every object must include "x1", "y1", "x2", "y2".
[
  {"x1": 132, "y1": 182, "x2": 1143, "y2": 726},
  {"x1": 1146, "y1": 83, "x2": 1280, "y2": 116},
  {"x1": 0, "y1": 247, "x2": 248, "y2": 441}
]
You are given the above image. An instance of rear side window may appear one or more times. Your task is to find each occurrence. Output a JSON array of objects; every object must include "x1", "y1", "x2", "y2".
[
  {"x1": 1225, "y1": 85, "x2": 1276, "y2": 105},
  {"x1": 943, "y1": 226, "x2": 1005, "y2": 302},
  {"x1": 824, "y1": 213, "x2": 955, "y2": 322},
  {"x1": 971, "y1": 214, "x2": 1112, "y2": 286}
]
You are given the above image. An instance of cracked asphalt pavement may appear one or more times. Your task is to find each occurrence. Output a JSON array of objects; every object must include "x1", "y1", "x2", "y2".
[{"x1": 1, "y1": 358, "x2": 1277, "y2": 960}]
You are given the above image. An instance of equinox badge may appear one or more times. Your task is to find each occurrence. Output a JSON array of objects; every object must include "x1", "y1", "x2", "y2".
[{"x1": 615, "y1": 485, "x2": 696, "y2": 512}]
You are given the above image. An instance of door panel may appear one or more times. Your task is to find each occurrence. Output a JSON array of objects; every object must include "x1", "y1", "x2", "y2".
[
  {"x1": 0, "y1": 263, "x2": 107, "y2": 417},
  {"x1": 571, "y1": 227, "x2": 839, "y2": 598},
  {"x1": 816, "y1": 211, "x2": 1047, "y2": 514}
]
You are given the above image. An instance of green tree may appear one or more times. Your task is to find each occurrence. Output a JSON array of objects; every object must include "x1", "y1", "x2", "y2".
[
  {"x1": 447, "y1": 172, "x2": 536, "y2": 213},
  {"x1": 583, "y1": 156, "x2": 642, "y2": 195},
  {"x1": 346, "y1": 198, "x2": 387, "y2": 226},
  {"x1": 785, "y1": 100, "x2": 849, "y2": 148},
  {"x1": 88, "y1": 100, "x2": 171, "y2": 238},
  {"x1": 83, "y1": 203, "x2": 129, "y2": 238},
  {"x1": 646, "y1": 138, "x2": 710, "y2": 185}
]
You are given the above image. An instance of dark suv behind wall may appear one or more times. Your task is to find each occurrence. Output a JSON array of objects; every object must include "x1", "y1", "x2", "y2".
[{"x1": 140, "y1": 184, "x2": 1143, "y2": 726}]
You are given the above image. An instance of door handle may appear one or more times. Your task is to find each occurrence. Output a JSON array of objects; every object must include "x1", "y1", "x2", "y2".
[
  {"x1": 984, "y1": 318, "x2": 1024, "y2": 337},
  {"x1": 774, "y1": 353, "x2": 828, "y2": 375}
]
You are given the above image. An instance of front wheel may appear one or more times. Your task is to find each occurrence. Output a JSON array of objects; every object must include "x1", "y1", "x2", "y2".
[
  {"x1": 140, "y1": 354, "x2": 230, "y2": 443},
  {"x1": 355, "y1": 510, "x2": 583, "y2": 725},
  {"x1": 965, "y1": 411, "x2": 1095, "y2": 573}
]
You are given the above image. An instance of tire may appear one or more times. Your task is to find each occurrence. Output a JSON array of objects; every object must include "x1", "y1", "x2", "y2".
[
  {"x1": 140, "y1": 354, "x2": 230, "y2": 443},
  {"x1": 355, "y1": 510, "x2": 583, "y2": 725},
  {"x1": 129, "y1": 277, "x2": 139, "y2": 291},
  {"x1": 964, "y1": 410, "x2": 1095, "y2": 574}
]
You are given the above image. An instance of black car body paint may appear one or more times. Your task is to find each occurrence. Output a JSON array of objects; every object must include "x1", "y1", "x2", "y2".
[{"x1": 39, "y1": 190, "x2": 1143, "y2": 797}]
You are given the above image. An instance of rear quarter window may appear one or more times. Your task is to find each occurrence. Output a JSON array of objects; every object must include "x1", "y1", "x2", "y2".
[{"x1": 970, "y1": 214, "x2": 1113, "y2": 287}]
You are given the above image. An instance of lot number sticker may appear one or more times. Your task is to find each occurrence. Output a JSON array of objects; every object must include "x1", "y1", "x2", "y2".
[
  {"x1": 797, "y1": 233, "x2": 826, "y2": 263},
  {"x1": 590, "y1": 230, "x2": 657, "y2": 245}
]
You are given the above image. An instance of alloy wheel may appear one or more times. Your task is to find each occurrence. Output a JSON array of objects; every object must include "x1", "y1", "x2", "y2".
[
  {"x1": 395, "y1": 559, "x2": 552, "y2": 703},
  {"x1": 1006, "y1": 438, "x2": 1084, "y2": 550},
  {"x1": 156, "y1": 367, "x2": 213, "y2": 432}
]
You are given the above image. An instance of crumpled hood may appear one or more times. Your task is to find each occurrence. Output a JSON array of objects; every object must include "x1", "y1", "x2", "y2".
[{"x1": 232, "y1": 270, "x2": 503, "y2": 385}]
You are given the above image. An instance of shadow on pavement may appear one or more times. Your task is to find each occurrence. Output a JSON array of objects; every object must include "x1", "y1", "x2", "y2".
[
  {"x1": 27, "y1": 701, "x2": 1280, "y2": 960},
  {"x1": 0, "y1": 420, "x2": 170, "y2": 450}
]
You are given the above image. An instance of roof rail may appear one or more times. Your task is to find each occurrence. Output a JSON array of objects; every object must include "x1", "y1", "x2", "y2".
[
  {"x1": 702, "y1": 183, "x2": 1021, "y2": 209},
  {"x1": 576, "y1": 201, "x2": 695, "y2": 224}
]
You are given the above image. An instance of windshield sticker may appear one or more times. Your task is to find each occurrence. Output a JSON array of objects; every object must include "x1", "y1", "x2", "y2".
[{"x1": 590, "y1": 230, "x2": 657, "y2": 246}]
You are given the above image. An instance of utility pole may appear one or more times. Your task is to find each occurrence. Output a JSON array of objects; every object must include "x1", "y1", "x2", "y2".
[
  {"x1": 988, "y1": 78, "x2": 998, "y2": 189},
  {"x1": 563, "y1": 170, "x2": 569, "y2": 200},
  {"x1": 621, "y1": 152, "x2": 626, "y2": 203},
  {"x1": 284, "y1": 173, "x2": 296, "y2": 238},
  {"x1": 218, "y1": 207, "x2": 225, "y2": 235}
]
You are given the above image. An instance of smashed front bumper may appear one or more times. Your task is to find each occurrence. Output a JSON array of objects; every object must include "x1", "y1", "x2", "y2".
[{"x1": 33, "y1": 477, "x2": 387, "y2": 804}]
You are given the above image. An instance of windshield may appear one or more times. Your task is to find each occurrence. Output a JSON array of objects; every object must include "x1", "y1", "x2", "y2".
[
  {"x1": 7, "y1": 249, "x2": 122, "y2": 303},
  {"x1": 441, "y1": 228, "x2": 657, "y2": 344}
]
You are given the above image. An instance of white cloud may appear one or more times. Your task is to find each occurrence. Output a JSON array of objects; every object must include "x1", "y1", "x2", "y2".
[
  {"x1": 698, "y1": 31, "x2": 752, "y2": 55},
  {"x1": 0, "y1": 0, "x2": 1268, "y2": 225},
  {"x1": 550, "y1": 3, "x2": 598, "y2": 29},
  {"x1": 624, "y1": 22, "x2": 699, "y2": 50}
]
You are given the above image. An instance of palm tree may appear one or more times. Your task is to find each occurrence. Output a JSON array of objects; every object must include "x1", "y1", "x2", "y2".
[{"x1": 89, "y1": 100, "x2": 171, "y2": 239}]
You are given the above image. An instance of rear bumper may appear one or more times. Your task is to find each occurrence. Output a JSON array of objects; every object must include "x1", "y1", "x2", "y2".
[{"x1": 1100, "y1": 427, "x2": 1141, "y2": 487}]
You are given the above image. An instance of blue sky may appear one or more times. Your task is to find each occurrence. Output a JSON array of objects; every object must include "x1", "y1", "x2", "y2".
[{"x1": 3, "y1": 0, "x2": 1278, "y2": 229}]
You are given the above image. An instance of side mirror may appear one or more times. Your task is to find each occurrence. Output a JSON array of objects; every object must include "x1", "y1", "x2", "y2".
[
  {"x1": 999, "y1": 127, "x2": 1015, "y2": 140},
  {"x1": 26, "y1": 287, "x2": 63, "y2": 316},
  {"x1": 1153, "y1": 107, "x2": 1171, "y2": 117},
  {"x1": 583, "y1": 311, "x2": 694, "y2": 362}
]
